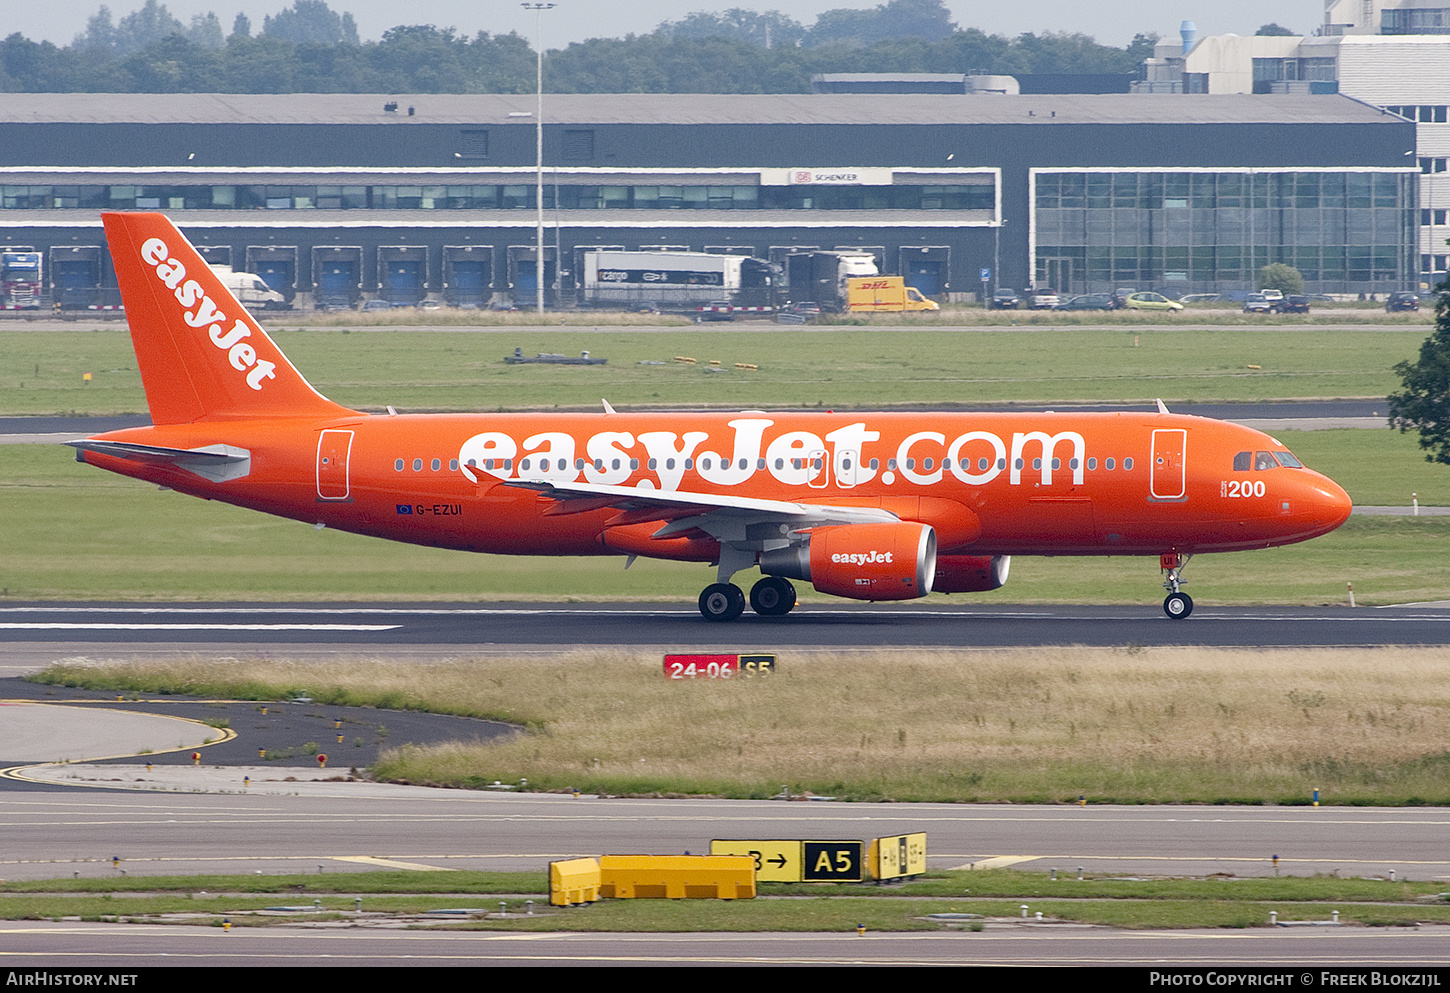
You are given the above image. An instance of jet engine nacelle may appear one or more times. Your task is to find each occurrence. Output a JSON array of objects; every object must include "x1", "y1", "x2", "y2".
[
  {"x1": 932, "y1": 554, "x2": 1011, "y2": 593},
  {"x1": 759, "y1": 522, "x2": 936, "y2": 601}
]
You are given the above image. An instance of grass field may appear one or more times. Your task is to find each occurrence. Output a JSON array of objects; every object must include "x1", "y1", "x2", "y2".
[
  {"x1": 0, "y1": 325, "x2": 1432, "y2": 414},
  {"x1": 3, "y1": 428, "x2": 1448, "y2": 604},
  {"x1": 34, "y1": 647, "x2": 1450, "y2": 805},
  {"x1": 2, "y1": 869, "x2": 1444, "y2": 931}
]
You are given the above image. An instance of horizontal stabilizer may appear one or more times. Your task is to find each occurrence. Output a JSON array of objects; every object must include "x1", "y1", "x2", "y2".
[{"x1": 67, "y1": 439, "x2": 251, "y2": 483}]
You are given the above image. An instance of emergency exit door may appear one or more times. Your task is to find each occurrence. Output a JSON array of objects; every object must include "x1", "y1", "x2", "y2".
[
  {"x1": 1150, "y1": 429, "x2": 1186, "y2": 501},
  {"x1": 316, "y1": 429, "x2": 354, "y2": 501}
]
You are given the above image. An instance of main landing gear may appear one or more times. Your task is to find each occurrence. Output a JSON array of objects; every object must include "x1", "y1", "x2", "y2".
[
  {"x1": 698, "y1": 576, "x2": 797, "y2": 622},
  {"x1": 749, "y1": 575, "x2": 797, "y2": 616},
  {"x1": 1160, "y1": 552, "x2": 1193, "y2": 619}
]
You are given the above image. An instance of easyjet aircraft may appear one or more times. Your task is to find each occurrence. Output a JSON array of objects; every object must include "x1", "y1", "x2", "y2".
[{"x1": 70, "y1": 213, "x2": 1353, "y2": 621}]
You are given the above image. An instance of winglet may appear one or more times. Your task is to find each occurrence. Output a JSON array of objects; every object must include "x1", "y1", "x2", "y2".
[
  {"x1": 103, "y1": 212, "x2": 355, "y2": 425},
  {"x1": 602, "y1": 398, "x2": 617, "y2": 415},
  {"x1": 1156, "y1": 398, "x2": 1170, "y2": 414}
]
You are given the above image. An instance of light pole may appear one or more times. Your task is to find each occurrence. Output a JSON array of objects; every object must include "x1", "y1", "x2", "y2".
[
  {"x1": 993, "y1": 218, "x2": 1007, "y2": 296},
  {"x1": 523, "y1": 3, "x2": 554, "y2": 315}
]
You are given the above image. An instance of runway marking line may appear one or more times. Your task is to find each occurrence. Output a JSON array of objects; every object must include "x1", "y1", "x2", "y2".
[
  {"x1": 953, "y1": 855, "x2": 1037, "y2": 870},
  {"x1": 0, "y1": 623, "x2": 401, "y2": 631},
  {"x1": 0, "y1": 702, "x2": 236, "y2": 785},
  {"x1": 948, "y1": 854, "x2": 1450, "y2": 867},
  {"x1": 331, "y1": 855, "x2": 457, "y2": 872}
]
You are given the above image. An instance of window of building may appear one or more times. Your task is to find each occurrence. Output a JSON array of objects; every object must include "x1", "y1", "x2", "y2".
[
  {"x1": 458, "y1": 129, "x2": 489, "y2": 158},
  {"x1": 1382, "y1": 7, "x2": 1450, "y2": 33},
  {"x1": 562, "y1": 130, "x2": 595, "y2": 161},
  {"x1": 1252, "y1": 58, "x2": 1287, "y2": 82}
]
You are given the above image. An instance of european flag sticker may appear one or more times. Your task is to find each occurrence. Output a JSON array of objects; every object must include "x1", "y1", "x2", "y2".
[{"x1": 396, "y1": 505, "x2": 413, "y2": 515}]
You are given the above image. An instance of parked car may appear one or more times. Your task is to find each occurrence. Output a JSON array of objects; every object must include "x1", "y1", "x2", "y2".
[
  {"x1": 487, "y1": 297, "x2": 518, "y2": 311},
  {"x1": 1386, "y1": 291, "x2": 1420, "y2": 312},
  {"x1": 1243, "y1": 293, "x2": 1275, "y2": 314},
  {"x1": 1124, "y1": 291, "x2": 1184, "y2": 312},
  {"x1": 1059, "y1": 293, "x2": 1115, "y2": 310},
  {"x1": 1029, "y1": 288, "x2": 1060, "y2": 310},
  {"x1": 1280, "y1": 295, "x2": 1310, "y2": 313},
  {"x1": 415, "y1": 299, "x2": 443, "y2": 311},
  {"x1": 1179, "y1": 293, "x2": 1222, "y2": 304},
  {"x1": 316, "y1": 296, "x2": 351, "y2": 312},
  {"x1": 1112, "y1": 287, "x2": 1137, "y2": 309},
  {"x1": 1259, "y1": 288, "x2": 1285, "y2": 305},
  {"x1": 989, "y1": 288, "x2": 1019, "y2": 309},
  {"x1": 361, "y1": 299, "x2": 393, "y2": 312},
  {"x1": 786, "y1": 300, "x2": 822, "y2": 316}
]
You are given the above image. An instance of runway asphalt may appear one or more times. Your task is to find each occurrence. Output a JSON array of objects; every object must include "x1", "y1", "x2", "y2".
[{"x1": 2, "y1": 600, "x2": 1449, "y2": 650}]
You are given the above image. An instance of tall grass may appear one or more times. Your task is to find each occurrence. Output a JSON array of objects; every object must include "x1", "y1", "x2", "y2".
[{"x1": 36, "y1": 647, "x2": 1450, "y2": 804}]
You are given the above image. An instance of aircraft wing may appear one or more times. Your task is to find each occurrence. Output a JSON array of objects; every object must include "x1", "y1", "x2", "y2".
[
  {"x1": 66, "y1": 439, "x2": 252, "y2": 483},
  {"x1": 503, "y1": 478, "x2": 898, "y2": 542}
]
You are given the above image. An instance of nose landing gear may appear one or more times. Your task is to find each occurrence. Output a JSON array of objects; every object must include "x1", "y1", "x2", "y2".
[{"x1": 1160, "y1": 552, "x2": 1193, "y2": 619}]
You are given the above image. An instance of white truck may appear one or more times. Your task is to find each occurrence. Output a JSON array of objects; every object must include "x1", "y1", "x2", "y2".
[
  {"x1": 208, "y1": 265, "x2": 288, "y2": 310},
  {"x1": 578, "y1": 251, "x2": 775, "y2": 314},
  {"x1": 785, "y1": 251, "x2": 882, "y2": 312}
]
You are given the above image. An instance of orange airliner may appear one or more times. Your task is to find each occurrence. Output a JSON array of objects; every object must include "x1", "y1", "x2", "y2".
[{"x1": 70, "y1": 213, "x2": 1353, "y2": 621}]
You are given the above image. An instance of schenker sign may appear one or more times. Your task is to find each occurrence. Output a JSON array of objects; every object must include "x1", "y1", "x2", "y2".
[{"x1": 759, "y1": 167, "x2": 894, "y2": 186}]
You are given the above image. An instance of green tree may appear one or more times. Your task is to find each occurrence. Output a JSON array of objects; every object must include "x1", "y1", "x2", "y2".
[
  {"x1": 807, "y1": 0, "x2": 955, "y2": 47},
  {"x1": 1258, "y1": 263, "x2": 1304, "y2": 295},
  {"x1": 114, "y1": 0, "x2": 186, "y2": 56},
  {"x1": 1126, "y1": 32, "x2": 1161, "y2": 62},
  {"x1": 263, "y1": 1, "x2": 358, "y2": 46},
  {"x1": 74, "y1": 6, "x2": 118, "y2": 52},
  {"x1": 1255, "y1": 23, "x2": 1297, "y2": 36},
  {"x1": 659, "y1": 9, "x2": 806, "y2": 48},
  {"x1": 187, "y1": 12, "x2": 224, "y2": 49},
  {"x1": 1389, "y1": 288, "x2": 1450, "y2": 464}
]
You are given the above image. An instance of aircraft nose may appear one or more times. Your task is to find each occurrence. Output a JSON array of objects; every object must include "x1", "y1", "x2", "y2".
[{"x1": 1309, "y1": 474, "x2": 1353, "y2": 530}]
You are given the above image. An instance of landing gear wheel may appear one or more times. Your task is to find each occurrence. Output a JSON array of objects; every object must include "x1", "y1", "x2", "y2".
[
  {"x1": 1163, "y1": 591, "x2": 1194, "y2": 619},
  {"x1": 699, "y1": 583, "x2": 746, "y2": 622},
  {"x1": 749, "y1": 576, "x2": 797, "y2": 616}
]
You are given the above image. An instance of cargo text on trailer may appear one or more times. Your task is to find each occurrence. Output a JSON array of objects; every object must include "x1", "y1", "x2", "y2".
[{"x1": 578, "y1": 250, "x2": 776, "y2": 317}]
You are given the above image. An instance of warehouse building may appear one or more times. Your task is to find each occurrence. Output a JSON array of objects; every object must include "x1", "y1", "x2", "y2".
[{"x1": 0, "y1": 92, "x2": 1418, "y2": 307}]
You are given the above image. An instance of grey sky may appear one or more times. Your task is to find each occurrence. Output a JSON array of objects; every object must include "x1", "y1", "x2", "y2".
[{"x1": 24, "y1": 1, "x2": 1325, "y2": 52}]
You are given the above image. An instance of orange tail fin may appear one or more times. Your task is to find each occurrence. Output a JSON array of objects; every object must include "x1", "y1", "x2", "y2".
[{"x1": 103, "y1": 212, "x2": 354, "y2": 425}]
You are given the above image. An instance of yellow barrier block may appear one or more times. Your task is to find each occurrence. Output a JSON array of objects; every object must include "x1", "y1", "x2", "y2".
[
  {"x1": 599, "y1": 855, "x2": 756, "y2": 900},
  {"x1": 549, "y1": 857, "x2": 602, "y2": 906}
]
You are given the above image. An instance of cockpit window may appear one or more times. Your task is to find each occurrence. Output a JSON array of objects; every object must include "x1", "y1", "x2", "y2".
[
  {"x1": 1275, "y1": 451, "x2": 1303, "y2": 468},
  {"x1": 1233, "y1": 451, "x2": 1252, "y2": 471},
  {"x1": 1255, "y1": 451, "x2": 1280, "y2": 470}
]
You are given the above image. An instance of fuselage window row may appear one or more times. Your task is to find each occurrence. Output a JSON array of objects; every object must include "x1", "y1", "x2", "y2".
[{"x1": 389, "y1": 453, "x2": 1148, "y2": 478}]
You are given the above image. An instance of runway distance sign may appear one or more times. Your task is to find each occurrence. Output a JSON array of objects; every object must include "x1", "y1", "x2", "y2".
[
  {"x1": 709, "y1": 840, "x2": 803, "y2": 883},
  {"x1": 869, "y1": 832, "x2": 927, "y2": 880},
  {"x1": 663, "y1": 654, "x2": 777, "y2": 679}
]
